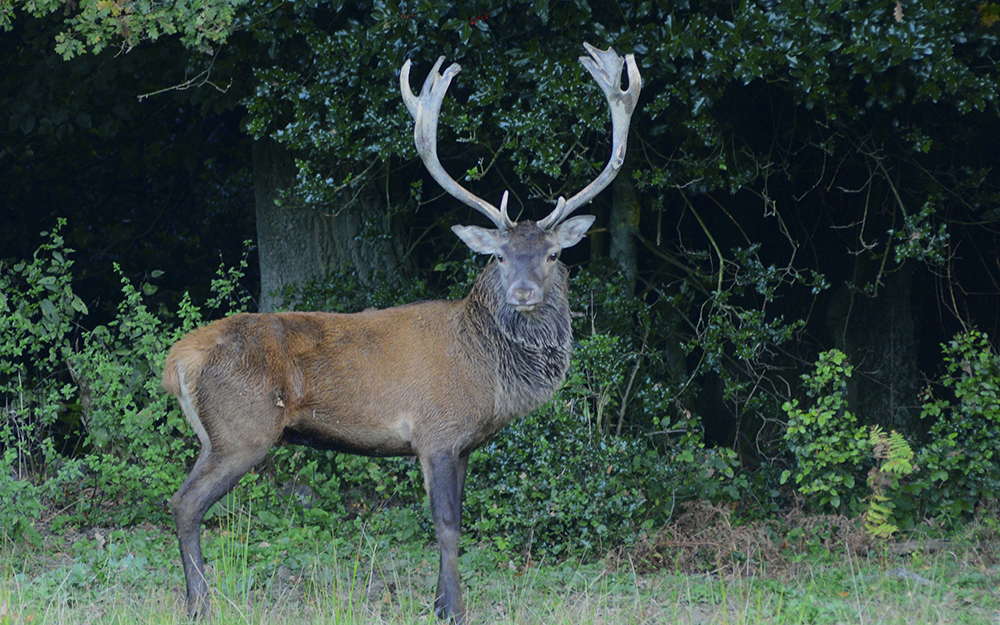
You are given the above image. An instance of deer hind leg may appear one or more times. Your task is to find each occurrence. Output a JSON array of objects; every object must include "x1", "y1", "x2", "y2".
[
  {"x1": 171, "y1": 444, "x2": 272, "y2": 619},
  {"x1": 169, "y1": 369, "x2": 278, "y2": 618},
  {"x1": 421, "y1": 451, "x2": 471, "y2": 624}
]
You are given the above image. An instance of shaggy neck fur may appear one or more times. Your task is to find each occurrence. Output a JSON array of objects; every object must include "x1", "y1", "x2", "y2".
[{"x1": 462, "y1": 261, "x2": 573, "y2": 418}]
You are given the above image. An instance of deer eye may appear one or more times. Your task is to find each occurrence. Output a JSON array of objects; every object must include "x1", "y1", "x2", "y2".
[
  {"x1": 548, "y1": 252, "x2": 559, "y2": 262},
  {"x1": 496, "y1": 253, "x2": 505, "y2": 263}
]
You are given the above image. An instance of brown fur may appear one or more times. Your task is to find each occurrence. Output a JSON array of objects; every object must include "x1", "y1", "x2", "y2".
[{"x1": 163, "y1": 300, "x2": 511, "y2": 459}]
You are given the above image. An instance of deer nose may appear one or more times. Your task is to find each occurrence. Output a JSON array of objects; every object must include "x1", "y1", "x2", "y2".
[{"x1": 508, "y1": 283, "x2": 542, "y2": 308}]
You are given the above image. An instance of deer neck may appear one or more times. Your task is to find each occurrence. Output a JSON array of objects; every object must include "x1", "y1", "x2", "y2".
[{"x1": 461, "y1": 261, "x2": 574, "y2": 417}]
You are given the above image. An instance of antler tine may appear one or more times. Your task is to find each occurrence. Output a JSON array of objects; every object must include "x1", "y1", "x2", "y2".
[
  {"x1": 537, "y1": 44, "x2": 642, "y2": 231},
  {"x1": 401, "y1": 57, "x2": 515, "y2": 231}
]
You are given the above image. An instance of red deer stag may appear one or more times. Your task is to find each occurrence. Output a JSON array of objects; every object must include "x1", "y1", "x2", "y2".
[{"x1": 162, "y1": 43, "x2": 640, "y2": 623}]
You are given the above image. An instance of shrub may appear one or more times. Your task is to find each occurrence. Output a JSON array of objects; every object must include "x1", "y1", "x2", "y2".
[
  {"x1": 463, "y1": 398, "x2": 657, "y2": 559},
  {"x1": 0, "y1": 221, "x2": 89, "y2": 540},
  {"x1": 64, "y1": 266, "x2": 201, "y2": 524},
  {"x1": 780, "y1": 350, "x2": 870, "y2": 514},
  {"x1": 777, "y1": 334, "x2": 1000, "y2": 528},
  {"x1": 0, "y1": 224, "x2": 256, "y2": 534},
  {"x1": 463, "y1": 334, "x2": 749, "y2": 559},
  {"x1": 915, "y1": 330, "x2": 1000, "y2": 521}
]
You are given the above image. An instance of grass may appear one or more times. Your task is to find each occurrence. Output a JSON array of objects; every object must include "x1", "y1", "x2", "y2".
[{"x1": 2, "y1": 512, "x2": 999, "y2": 625}]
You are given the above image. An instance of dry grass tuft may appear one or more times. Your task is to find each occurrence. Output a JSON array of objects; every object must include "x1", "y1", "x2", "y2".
[{"x1": 607, "y1": 500, "x2": 872, "y2": 578}]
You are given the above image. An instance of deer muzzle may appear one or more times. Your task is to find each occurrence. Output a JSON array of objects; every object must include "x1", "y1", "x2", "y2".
[{"x1": 508, "y1": 282, "x2": 542, "y2": 311}]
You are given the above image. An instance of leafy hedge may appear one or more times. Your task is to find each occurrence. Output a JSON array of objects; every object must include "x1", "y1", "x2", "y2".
[{"x1": 3, "y1": 223, "x2": 1000, "y2": 557}]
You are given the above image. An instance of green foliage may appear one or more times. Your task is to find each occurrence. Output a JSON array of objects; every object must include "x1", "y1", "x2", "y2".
[
  {"x1": 775, "y1": 334, "x2": 999, "y2": 527},
  {"x1": 915, "y1": 331, "x2": 1000, "y2": 521},
  {"x1": 772, "y1": 334, "x2": 999, "y2": 528},
  {"x1": 864, "y1": 426, "x2": 915, "y2": 540},
  {"x1": 65, "y1": 265, "x2": 202, "y2": 524},
  {"x1": 0, "y1": 224, "x2": 252, "y2": 535},
  {"x1": 205, "y1": 242, "x2": 255, "y2": 313},
  {"x1": 683, "y1": 243, "x2": 817, "y2": 366},
  {"x1": 464, "y1": 400, "x2": 656, "y2": 559},
  {"x1": 781, "y1": 350, "x2": 870, "y2": 513},
  {"x1": 890, "y1": 200, "x2": 950, "y2": 265},
  {"x1": 2, "y1": 0, "x2": 248, "y2": 59},
  {"x1": 565, "y1": 333, "x2": 630, "y2": 435},
  {"x1": 277, "y1": 263, "x2": 448, "y2": 314},
  {"x1": 0, "y1": 220, "x2": 88, "y2": 541},
  {"x1": 567, "y1": 262, "x2": 686, "y2": 435}
]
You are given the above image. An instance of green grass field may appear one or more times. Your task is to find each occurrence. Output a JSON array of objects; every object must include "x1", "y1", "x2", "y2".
[{"x1": 3, "y1": 508, "x2": 998, "y2": 625}]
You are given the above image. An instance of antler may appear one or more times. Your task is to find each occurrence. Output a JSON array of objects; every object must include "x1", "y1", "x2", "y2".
[
  {"x1": 536, "y1": 44, "x2": 642, "y2": 231},
  {"x1": 401, "y1": 57, "x2": 515, "y2": 231}
]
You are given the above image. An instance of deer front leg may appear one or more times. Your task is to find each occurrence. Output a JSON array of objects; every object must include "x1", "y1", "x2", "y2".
[{"x1": 421, "y1": 451, "x2": 470, "y2": 624}]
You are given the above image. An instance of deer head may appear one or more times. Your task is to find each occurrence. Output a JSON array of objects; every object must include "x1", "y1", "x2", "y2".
[{"x1": 400, "y1": 43, "x2": 642, "y2": 311}]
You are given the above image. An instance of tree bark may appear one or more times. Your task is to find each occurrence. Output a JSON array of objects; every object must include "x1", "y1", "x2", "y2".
[
  {"x1": 253, "y1": 137, "x2": 404, "y2": 312},
  {"x1": 610, "y1": 158, "x2": 640, "y2": 293},
  {"x1": 608, "y1": 127, "x2": 642, "y2": 295}
]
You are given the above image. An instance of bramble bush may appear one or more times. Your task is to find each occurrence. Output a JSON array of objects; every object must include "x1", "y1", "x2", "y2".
[
  {"x1": 0, "y1": 223, "x2": 255, "y2": 537},
  {"x1": 0, "y1": 220, "x2": 87, "y2": 541},
  {"x1": 64, "y1": 265, "x2": 200, "y2": 525}
]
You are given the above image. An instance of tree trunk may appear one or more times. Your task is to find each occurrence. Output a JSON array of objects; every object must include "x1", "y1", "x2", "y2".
[
  {"x1": 826, "y1": 257, "x2": 918, "y2": 427},
  {"x1": 253, "y1": 137, "x2": 404, "y2": 312},
  {"x1": 608, "y1": 134, "x2": 642, "y2": 294},
  {"x1": 610, "y1": 158, "x2": 639, "y2": 293}
]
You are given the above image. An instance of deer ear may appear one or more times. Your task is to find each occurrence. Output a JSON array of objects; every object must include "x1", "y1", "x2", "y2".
[
  {"x1": 553, "y1": 215, "x2": 596, "y2": 249},
  {"x1": 452, "y1": 225, "x2": 501, "y2": 255}
]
